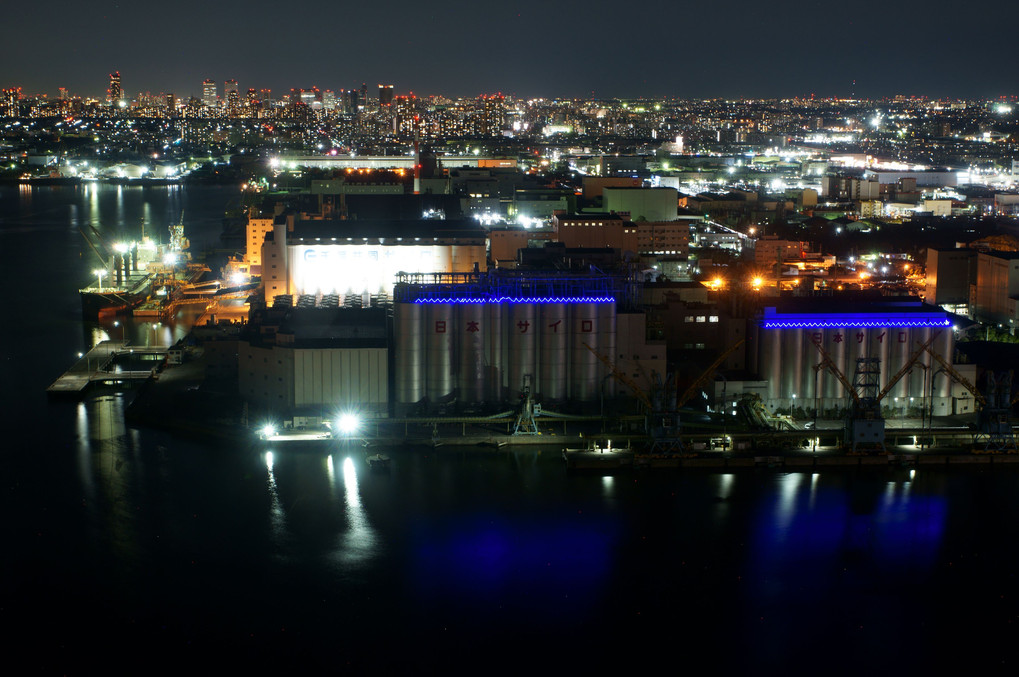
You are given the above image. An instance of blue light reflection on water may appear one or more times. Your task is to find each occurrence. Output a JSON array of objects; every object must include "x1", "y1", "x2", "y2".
[
  {"x1": 752, "y1": 472, "x2": 946, "y2": 570},
  {"x1": 411, "y1": 512, "x2": 616, "y2": 618}
]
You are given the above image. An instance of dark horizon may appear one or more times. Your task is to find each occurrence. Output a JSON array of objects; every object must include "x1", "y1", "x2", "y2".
[{"x1": 3, "y1": 0, "x2": 1018, "y2": 101}]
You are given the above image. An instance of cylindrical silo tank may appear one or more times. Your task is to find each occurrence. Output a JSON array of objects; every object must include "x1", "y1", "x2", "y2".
[
  {"x1": 780, "y1": 327, "x2": 803, "y2": 401},
  {"x1": 891, "y1": 327, "x2": 913, "y2": 400},
  {"x1": 539, "y1": 304, "x2": 568, "y2": 401},
  {"x1": 507, "y1": 304, "x2": 538, "y2": 396},
  {"x1": 457, "y1": 303, "x2": 485, "y2": 406},
  {"x1": 598, "y1": 302, "x2": 617, "y2": 400},
  {"x1": 394, "y1": 303, "x2": 425, "y2": 407},
  {"x1": 761, "y1": 328, "x2": 782, "y2": 401},
  {"x1": 569, "y1": 303, "x2": 600, "y2": 402},
  {"x1": 936, "y1": 328, "x2": 953, "y2": 398},
  {"x1": 818, "y1": 328, "x2": 842, "y2": 402},
  {"x1": 908, "y1": 327, "x2": 933, "y2": 402},
  {"x1": 425, "y1": 303, "x2": 455, "y2": 404},
  {"x1": 485, "y1": 303, "x2": 503, "y2": 403}
]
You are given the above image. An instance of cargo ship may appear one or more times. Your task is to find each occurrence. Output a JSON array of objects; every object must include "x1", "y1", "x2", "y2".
[
  {"x1": 80, "y1": 269, "x2": 155, "y2": 319},
  {"x1": 79, "y1": 218, "x2": 190, "y2": 319}
]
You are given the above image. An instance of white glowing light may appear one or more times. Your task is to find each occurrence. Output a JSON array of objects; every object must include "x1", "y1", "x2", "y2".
[{"x1": 337, "y1": 414, "x2": 360, "y2": 436}]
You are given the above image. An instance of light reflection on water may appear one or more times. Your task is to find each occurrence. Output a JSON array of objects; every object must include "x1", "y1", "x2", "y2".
[
  {"x1": 264, "y1": 450, "x2": 288, "y2": 541},
  {"x1": 74, "y1": 393, "x2": 143, "y2": 566},
  {"x1": 335, "y1": 456, "x2": 377, "y2": 564}
]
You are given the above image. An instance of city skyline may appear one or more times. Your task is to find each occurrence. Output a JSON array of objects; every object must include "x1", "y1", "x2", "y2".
[{"x1": 3, "y1": 0, "x2": 1018, "y2": 100}]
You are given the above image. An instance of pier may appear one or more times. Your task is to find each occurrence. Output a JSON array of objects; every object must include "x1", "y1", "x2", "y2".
[{"x1": 47, "y1": 340, "x2": 168, "y2": 397}]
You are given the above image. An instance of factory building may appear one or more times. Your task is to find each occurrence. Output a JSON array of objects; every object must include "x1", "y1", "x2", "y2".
[
  {"x1": 925, "y1": 247, "x2": 976, "y2": 316},
  {"x1": 602, "y1": 187, "x2": 679, "y2": 223},
  {"x1": 749, "y1": 298, "x2": 956, "y2": 415},
  {"x1": 971, "y1": 251, "x2": 1019, "y2": 329},
  {"x1": 239, "y1": 306, "x2": 389, "y2": 416},
  {"x1": 260, "y1": 217, "x2": 487, "y2": 300}
]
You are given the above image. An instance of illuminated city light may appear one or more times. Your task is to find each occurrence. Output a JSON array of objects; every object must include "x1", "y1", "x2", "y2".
[
  {"x1": 413, "y1": 296, "x2": 616, "y2": 304},
  {"x1": 763, "y1": 311, "x2": 951, "y2": 329}
]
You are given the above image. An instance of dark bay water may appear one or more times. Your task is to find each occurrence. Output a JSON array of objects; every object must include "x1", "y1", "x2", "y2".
[{"x1": 2, "y1": 185, "x2": 1019, "y2": 674}]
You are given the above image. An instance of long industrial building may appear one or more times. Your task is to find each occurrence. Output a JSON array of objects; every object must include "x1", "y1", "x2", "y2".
[
  {"x1": 749, "y1": 298, "x2": 957, "y2": 415},
  {"x1": 392, "y1": 271, "x2": 662, "y2": 415}
]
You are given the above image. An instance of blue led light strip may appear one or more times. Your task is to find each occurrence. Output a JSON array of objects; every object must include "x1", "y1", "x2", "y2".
[
  {"x1": 413, "y1": 296, "x2": 616, "y2": 304},
  {"x1": 763, "y1": 319, "x2": 951, "y2": 328}
]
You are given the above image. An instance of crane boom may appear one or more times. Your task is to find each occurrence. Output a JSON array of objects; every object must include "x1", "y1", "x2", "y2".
[
  {"x1": 922, "y1": 344, "x2": 986, "y2": 407},
  {"x1": 582, "y1": 342, "x2": 653, "y2": 411},
  {"x1": 875, "y1": 331, "x2": 941, "y2": 403},
  {"x1": 811, "y1": 339, "x2": 860, "y2": 404},
  {"x1": 676, "y1": 338, "x2": 745, "y2": 409}
]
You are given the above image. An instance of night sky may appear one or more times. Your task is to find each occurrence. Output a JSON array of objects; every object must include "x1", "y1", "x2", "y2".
[{"x1": 4, "y1": 0, "x2": 1017, "y2": 100}]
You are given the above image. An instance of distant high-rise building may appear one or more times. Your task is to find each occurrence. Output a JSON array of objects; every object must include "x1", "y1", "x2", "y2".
[
  {"x1": 1, "y1": 87, "x2": 20, "y2": 117},
  {"x1": 224, "y1": 80, "x2": 240, "y2": 116},
  {"x1": 166, "y1": 93, "x2": 176, "y2": 113},
  {"x1": 246, "y1": 88, "x2": 258, "y2": 113},
  {"x1": 323, "y1": 89, "x2": 337, "y2": 111},
  {"x1": 393, "y1": 94, "x2": 417, "y2": 135},
  {"x1": 58, "y1": 87, "x2": 68, "y2": 101},
  {"x1": 224, "y1": 79, "x2": 239, "y2": 115},
  {"x1": 296, "y1": 88, "x2": 320, "y2": 110},
  {"x1": 259, "y1": 89, "x2": 272, "y2": 108},
  {"x1": 359, "y1": 82, "x2": 368, "y2": 109},
  {"x1": 346, "y1": 89, "x2": 359, "y2": 113},
  {"x1": 202, "y1": 79, "x2": 217, "y2": 108},
  {"x1": 378, "y1": 84, "x2": 394, "y2": 107},
  {"x1": 107, "y1": 71, "x2": 122, "y2": 105}
]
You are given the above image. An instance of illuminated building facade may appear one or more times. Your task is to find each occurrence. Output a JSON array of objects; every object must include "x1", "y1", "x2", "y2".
[
  {"x1": 553, "y1": 213, "x2": 639, "y2": 253},
  {"x1": 224, "y1": 79, "x2": 239, "y2": 116},
  {"x1": 749, "y1": 299, "x2": 955, "y2": 414},
  {"x1": 322, "y1": 89, "x2": 336, "y2": 111},
  {"x1": 202, "y1": 79, "x2": 217, "y2": 108},
  {"x1": 392, "y1": 272, "x2": 640, "y2": 413},
  {"x1": 107, "y1": 71, "x2": 122, "y2": 105},
  {"x1": 393, "y1": 95, "x2": 417, "y2": 135},
  {"x1": 1, "y1": 87, "x2": 20, "y2": 117},
  {"x1": 636, "y1": 221, "x2": 690, "y2": 257},
  {"x1": 260, "y1": 217, "x2": 487, "y2": 301}
]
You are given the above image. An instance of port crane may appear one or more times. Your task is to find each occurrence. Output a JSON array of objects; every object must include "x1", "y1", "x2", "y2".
[
  {"x1": 585, "y1": 338, "x2": 745, "y2": 453},
  {"x1": 812, "y1": 331, "x2": 939, "y2": 452},
  {"x1": 921, "y1": 345, "x2": 1016, "y2": 452}
]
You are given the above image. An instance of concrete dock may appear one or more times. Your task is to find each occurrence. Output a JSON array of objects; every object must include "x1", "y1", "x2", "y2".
[{"x1": 47, "y1": 341, "x2": 168, "y2": 397}]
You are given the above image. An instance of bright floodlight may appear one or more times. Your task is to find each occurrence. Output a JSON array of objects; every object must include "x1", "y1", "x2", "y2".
[
  {"x1": 337, "y1": 414, "x2": 360, "y2": 435},
  {"x1": 261, "y1": 424, "x2": 276, "y2": 438}
]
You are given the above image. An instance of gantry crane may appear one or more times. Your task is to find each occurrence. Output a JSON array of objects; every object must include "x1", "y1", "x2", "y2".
[
  {"x1": 813, "y1": 331, "x2": 939, "y2": 452},
  {"x1": 921, "y1": 345, "x2": 1015, "y2": 452}
]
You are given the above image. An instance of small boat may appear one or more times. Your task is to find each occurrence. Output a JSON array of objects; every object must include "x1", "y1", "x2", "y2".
[{"x1": 366, "y1": 453, "x2": 391, "y2": 471}]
